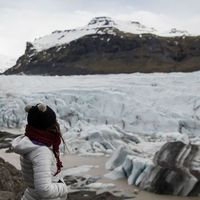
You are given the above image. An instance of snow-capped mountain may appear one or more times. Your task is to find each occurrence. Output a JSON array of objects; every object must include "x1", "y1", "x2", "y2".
[
  {"x1": 4, "y1": 16, "x2": 200, "y2": 75},
  {"x1": 0, "y1": 54, "x2": 16, "y2": 73},
  {"x1": 32, "y1": 16, "x2": 190, "y2": 52}
]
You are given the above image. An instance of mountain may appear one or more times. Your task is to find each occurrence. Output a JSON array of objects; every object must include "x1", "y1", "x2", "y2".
[
  {"x1": 0, "y1": 54, "x2": 16, "y2": 73},
  {"x1": 4, "y1": 16, "x2": 200, "y2": 75}
]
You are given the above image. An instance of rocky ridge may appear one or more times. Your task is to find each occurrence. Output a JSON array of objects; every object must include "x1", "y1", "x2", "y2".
[
  {"x1": 4, "y1": 17, "x2": 200, "y2": 75},
  {"x1": 0, "y1": 157, "x2": 25, "y2": 200}
]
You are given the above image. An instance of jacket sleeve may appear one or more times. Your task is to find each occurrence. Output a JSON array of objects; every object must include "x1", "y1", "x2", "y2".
[{"x1": 30, "y1": 147, "x2": 68, "y2": 199}]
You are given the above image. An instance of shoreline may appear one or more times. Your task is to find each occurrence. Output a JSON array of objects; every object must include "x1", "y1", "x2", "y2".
[
  {"x1": 0, "y1": 149, "x2": 199, "y2": 200},
  {"x1": 62, "y1": 154, "x2": 200, "y2": 200}
]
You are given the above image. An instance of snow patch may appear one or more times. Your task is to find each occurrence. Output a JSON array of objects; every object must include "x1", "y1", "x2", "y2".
[{"x1": 31, "y1": 17, "x2": 194, "y2": 52}]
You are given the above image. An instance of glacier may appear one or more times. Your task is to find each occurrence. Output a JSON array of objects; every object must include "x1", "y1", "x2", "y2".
[
  {"x1": 1, "y1": 72, "x2": 200, "y2": 134},
  {"x1": 1, "y1": 72, "x2": 200, "y2": 196},
  {"x1": 1, "y1": 72, "x2": 200, "y2": 153}
]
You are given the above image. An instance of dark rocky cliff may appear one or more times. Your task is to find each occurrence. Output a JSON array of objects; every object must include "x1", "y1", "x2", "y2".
[{"x1": 5, "y1": 28, "x2": 200, "y2": 75}]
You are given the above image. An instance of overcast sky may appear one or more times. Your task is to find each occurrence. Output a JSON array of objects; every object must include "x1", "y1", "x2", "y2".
[{"x1": 1, "y1": 0, "x2": 200, "y2": 58}]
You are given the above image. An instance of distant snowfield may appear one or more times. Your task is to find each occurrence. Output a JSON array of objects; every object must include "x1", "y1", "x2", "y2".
[{"x1": 1, "y1": 72, "x2": 200, "y2": 153}]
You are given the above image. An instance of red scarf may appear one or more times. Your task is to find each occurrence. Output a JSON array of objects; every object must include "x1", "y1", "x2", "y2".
[{"x1": 25, "y1": 125, "x2": 63, "y2": 176}]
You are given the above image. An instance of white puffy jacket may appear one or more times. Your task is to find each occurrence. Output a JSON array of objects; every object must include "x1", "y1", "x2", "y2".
[{"x1": 12, "y1": 135, "x2": 68, "y2": 200}]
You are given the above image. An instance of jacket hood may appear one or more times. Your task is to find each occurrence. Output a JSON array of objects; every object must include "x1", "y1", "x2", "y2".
[{"x1": 12, "y1": 135, "x2": 40, "y2": 155}]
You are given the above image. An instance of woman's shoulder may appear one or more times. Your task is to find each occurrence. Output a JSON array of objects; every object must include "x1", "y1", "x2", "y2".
[{"x1": 28, "y1": 145, "x2": 54, "y2": 162}]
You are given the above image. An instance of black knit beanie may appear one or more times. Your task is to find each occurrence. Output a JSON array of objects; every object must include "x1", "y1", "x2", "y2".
[{"x1": 25, "y1": 103, "x2": 56, "y2": 129}]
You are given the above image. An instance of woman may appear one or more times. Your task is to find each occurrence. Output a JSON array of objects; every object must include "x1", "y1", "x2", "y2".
[{"x1": 12, "y1": 103, "x2": 68, "y2": 200}]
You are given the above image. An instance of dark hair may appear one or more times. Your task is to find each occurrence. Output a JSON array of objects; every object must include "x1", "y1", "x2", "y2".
[{"x1": 47, "y1": 121, "x2": 69, "y2": 153}]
